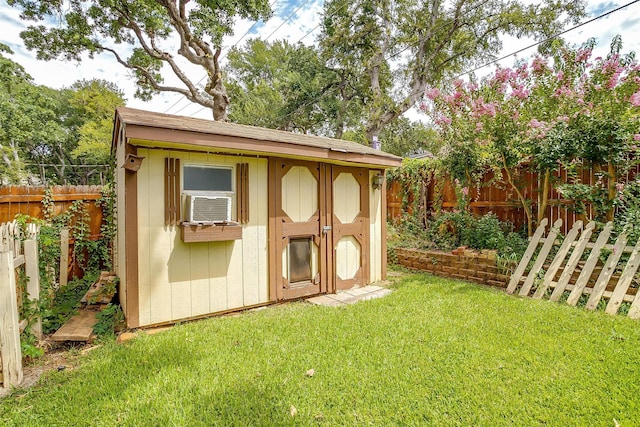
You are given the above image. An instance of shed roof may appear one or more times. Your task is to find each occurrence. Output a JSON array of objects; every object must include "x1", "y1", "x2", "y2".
[{"x1": 113, "y1": 107, "x2": 402, "y2": 168}]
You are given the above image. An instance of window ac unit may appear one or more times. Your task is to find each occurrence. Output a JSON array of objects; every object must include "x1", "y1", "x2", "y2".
[{"x1": 186, "y1": 195, "x2": 232, "y2": 223}]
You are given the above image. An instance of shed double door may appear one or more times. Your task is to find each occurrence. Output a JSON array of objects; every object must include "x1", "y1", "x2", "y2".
[{"x1": 269, "y1": 159, "x2": 369, "y2": 300}]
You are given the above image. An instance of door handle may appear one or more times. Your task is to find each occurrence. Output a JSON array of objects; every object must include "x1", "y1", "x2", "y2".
[{"x1": 322, "y1": 226, "x2": 332, "y2": 235}]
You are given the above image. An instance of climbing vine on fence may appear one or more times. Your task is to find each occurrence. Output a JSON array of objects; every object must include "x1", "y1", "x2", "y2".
[
  {"x1": 13, "y1": 184, "x2": 117, "y2": 340},
  {"x1": 387, "y1": 157, "x2": 445, "y2": 222}
]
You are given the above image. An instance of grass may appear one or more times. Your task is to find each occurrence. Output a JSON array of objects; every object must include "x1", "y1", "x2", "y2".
[{"x1": 2, "y1": 273, "x2": 640, "y2": 426}]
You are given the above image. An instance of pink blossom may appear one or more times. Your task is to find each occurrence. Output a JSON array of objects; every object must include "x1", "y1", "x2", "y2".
[
  {"x1": 557, "y1": 116, "x2": 569, "y2": 123},
  {"x1": 425, "y1": 88, "x2": 440, "y2": 100},
  {"x1": 532, "y1": 57, "x2": 548, "y2": 73},
  {"x1": 435, "y1": 115, "x2": 452, "y2": 126},
  {"x1": 630, "y1": 91, "x2": 640, "y2": 107},
  {"x1": 461, "y1": 187, "x2": 469, "y2": 196},
  {"x1": 529, "y1": 119, "x2": 543, "y2": 129},
  {"x1": 616, "y1": 182, "x2": 625, "y2": 192},
  {"x1": 633, "y1": 134, "x2": 640, "y2": 141},
  {"x1": 556, "y1": 71, "x2": 564, "y2": 81},
  {"x1": 576, "y1": 48, "x2": 592, "y2": 62},
  {"x1": 512, "y1": 86, "x2": 529, "y2": 99},
  {"x1": 475, "y1": 122, "x2": 484, "y2": 132}
]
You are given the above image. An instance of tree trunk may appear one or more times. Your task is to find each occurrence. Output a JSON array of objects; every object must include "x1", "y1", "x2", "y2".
[
  {"x1": 537, "y1": 169, "x2": 551, "y2": 224},
  {"x1": 501, "y1": 154, "x2": 533, "y2": 236},
  {"x1": 606, "y1": 161, "x2": 617, "y2": 222}
]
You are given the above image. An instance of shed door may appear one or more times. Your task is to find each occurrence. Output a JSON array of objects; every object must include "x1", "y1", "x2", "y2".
[
  {"x1": 331, "y1": 166, "x2": 369, "y2": 290},
  {"x1": 270, "y1": 159, "x2": 330, "y2": 300}
]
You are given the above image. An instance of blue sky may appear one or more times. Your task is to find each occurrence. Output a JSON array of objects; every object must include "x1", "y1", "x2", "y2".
[{"x1": 1, "y1": 0, "x2": 639, "y2": 121}]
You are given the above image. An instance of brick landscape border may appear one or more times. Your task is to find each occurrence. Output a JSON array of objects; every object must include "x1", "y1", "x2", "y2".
[{"x1": 395, "y1": 248, "x2": 511, "y2": 288}]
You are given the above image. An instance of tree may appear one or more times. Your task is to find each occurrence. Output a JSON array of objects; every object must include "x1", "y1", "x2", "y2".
[
  {"x1": 425, "y1": 37, "x2": 640, "y2": 235},
  {"x1": 68, "y1": 79, "x2": 126, "y2": 170},
  {"x1": 0, "y1": 45, "x2": 126, "y2": 184},
  {"x1": 9, "y1": 0, "x2": 272, "y2": 121},
  {"x1": 225, "y1": 38, "x2": 367, "y2": 137},
  {"x1": 318, "y1": 0, "x2": 587, "y2": 146},
  {"x1": 0, "y1": 43, "x2": 66, "y2": 184}
]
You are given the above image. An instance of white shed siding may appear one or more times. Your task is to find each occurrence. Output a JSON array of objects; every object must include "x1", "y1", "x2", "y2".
[{"x1": 135, "y1": 148, "x2": 269, "y2": 326}]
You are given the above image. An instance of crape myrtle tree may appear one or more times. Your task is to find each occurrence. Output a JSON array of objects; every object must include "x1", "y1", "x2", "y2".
[
  {"x1": 425, "y1": 37, "x2": 640, "y2": 235},
  {"x1": 317, "y1": 0, "x2": 587, "y2": 147},
  {"x1": 9, "y1": 0, "x2": 272, "y2": 121}
]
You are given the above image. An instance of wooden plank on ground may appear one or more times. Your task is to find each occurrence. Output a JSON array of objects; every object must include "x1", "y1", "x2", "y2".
[
  {"x1": 0, "y1": 251, "x2": 23, "y2": 388},
  {"x1": 549, "y1": 221, "x2": 596, "y2": 302},
  {"x1": 533, "y1": 220, "x2": 582, "y2": 299},
  {"x1": 585, "y1": 231, "x2": 628, "y2": 310},
  {"x1": 605, "y1": 238, "x2": 640, "y2": 315},
  {"x1": 506, "y1": 218, "x2": 548, "y2": 294},
  {"x1": 50, "y1": 309, "x2": 99, "y2": 342},
  {"x1": 519, "y1": 218, "x2": 563, "y2": 297},
  {"x1": 566, "y1": 222, "x2": 613, "y2": 306}
]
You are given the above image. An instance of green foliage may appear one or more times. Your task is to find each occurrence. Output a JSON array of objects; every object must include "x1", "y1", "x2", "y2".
[
  {"x1": 613, "y1": 179, "x2": 640, "y2": 245},
  {"x1": 13, "y1": 185, "x2": 117, "y2": 336},
  {"x1": 93, "y1": 303, "x2": 125, "y2": 338},
  {"x1": 425, "y1": 211, "x2": 476, "y2": 251},
  {"x1": 20, "y1": 328, "x2": 44, "y2": 360},
  {"x1": 0, "y1": 46, "x2": 125, "y2": 184},
  {"x1": 226, "y1": 38, "x2": 348, "y2": 135},
  {"x1": 387, "y1": 157, "x2": 445, "y2": 218}
]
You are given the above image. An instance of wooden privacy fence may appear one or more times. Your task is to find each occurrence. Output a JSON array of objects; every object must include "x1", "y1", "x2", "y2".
[
  {"x1": 0, "y1": 221, "x2": 40, "y2": 388},
  {"x1": 506, "y1": 218, "x2": 640, "y2": 318},
  {"x1": 0, "y1": 185, "x2": 103, "y2": 229},
  {"x1": 387, "y1": 164, "x2": 640, "y2": 235},
  {"x1": 0, "y1": 185, "x2": 104, "y2": 281}
]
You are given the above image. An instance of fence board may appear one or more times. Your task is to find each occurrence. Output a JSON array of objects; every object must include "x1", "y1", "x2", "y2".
[
  {"x1": 585, "y1": 232, "x2": 628, "y2": 310},
  {"x1": 606, "y1": 239, "x2": 640, "y2": 315},
  {"x1": 549, "y1": 221, "x2": 596, "y2": 302},
  {"x1": 533, "y1": 220, "x2": 583, "y2": 299},
  {"x1": 519, "y1": 219, "x2": 563, "y2": 297},
  {"x1": 0, "y1": 251, "x2": 23, "y2": 388},
  {"x1": 508, "y1": 218, "x2": 640, "y2": 320},
  {"x1": 24, "y1": 239, "x2": 41, "y2": 338},
  {"x1": 566, "y1": 222, "x2": 613, "y2": 306},
  {"x1": 387, "y1": 164, "x2": 640, "y2": 235},
  {"x1": 506, "y1": 218, "x2": 548, "y2": 294}
]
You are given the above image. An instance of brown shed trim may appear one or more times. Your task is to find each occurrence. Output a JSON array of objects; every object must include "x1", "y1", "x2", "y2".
[
  {"x1": 381, "y1": 170, "x2": 388, "y2": 280},
  {"x1": 124, "y1": 143, "x2": 140, "y2": 328},
  {"x1": 268, "y1": 159, "x2": 278, "y2": 302},
  {"x1": 114, "y1": 107, "x2": 402, "y2": 169}
]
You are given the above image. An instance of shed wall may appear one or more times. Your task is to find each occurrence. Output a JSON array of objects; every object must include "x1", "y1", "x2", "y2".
[
  {"x1": 369, "y1": 170, "x2": 383, "y2": 282},
  {"x1": 135, "y1": 148, "x2": 269, "y2": 326}
]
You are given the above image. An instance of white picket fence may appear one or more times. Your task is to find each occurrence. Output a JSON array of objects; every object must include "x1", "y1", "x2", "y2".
[{"x1": 0, "y1": 221, "x2": 40, "y2": 389}]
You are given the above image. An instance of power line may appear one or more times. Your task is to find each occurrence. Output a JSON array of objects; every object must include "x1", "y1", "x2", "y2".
[{"x1": 451, "y1": 0, "x2": 640, "y2": 81}]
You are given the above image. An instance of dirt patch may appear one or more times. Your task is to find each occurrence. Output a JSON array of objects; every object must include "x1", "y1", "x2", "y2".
[{"x1": 0, "y1": 341, "x2": 98, "y2": 399}]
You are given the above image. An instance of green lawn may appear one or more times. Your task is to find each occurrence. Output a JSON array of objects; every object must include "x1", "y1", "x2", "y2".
[{"x1": 2, "y1": 273, "x2": 639, "y2": 426}]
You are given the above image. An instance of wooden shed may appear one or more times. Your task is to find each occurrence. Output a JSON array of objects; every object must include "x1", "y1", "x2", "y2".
[{"x1": 112, "y1": 107, "x2": 402, "y2": 328}]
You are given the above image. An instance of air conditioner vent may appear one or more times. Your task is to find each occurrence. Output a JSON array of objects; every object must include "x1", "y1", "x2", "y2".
[{"x1": 186, "y1": 195, "x2": 231, "y2": 223}]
